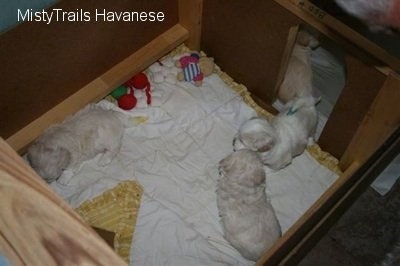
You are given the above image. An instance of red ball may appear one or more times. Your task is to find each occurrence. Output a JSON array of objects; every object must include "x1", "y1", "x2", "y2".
[
  {"x1": 118, "y1": 94, "x2": 137, "y2": 110},
  {"x1": 126, "y1": 73, "x2": 149, "y2": 90}
]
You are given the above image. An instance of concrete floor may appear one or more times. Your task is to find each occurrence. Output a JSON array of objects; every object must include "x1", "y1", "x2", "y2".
[{"x1": 299, "y1": 180, "x2": 400, "y2": 266}]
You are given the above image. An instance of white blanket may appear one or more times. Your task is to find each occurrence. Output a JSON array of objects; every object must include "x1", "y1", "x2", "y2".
[{"x1": 51, "y1": 57, "x2": 338, "y2": 265}]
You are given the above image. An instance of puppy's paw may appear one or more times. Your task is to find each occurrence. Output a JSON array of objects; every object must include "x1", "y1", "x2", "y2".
[{"x1": 307, "y1": 137, "x2": 315, "y2": 146}]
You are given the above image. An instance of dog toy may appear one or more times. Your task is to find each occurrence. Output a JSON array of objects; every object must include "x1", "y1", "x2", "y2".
[
  {"x1": 110, "y1": 72, "x2": 151, "y2": 110},
  {"x1": 111, "y1": 85, "x2": 128, "y2": 99},
  {"x1": 175, "y1": 53, "x2": 215, "y2": 86},
  {"x1": 148, "y1": 60, "x2": 178, "y2": 84},
  {"x1": 125, "y1": 72, "x2": 151, "y2": 105},
  {"x1": 117, "y1": 88, "x2": 137, "y2": 110}
]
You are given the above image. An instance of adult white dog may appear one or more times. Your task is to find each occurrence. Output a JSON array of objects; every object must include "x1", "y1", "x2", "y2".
[
  {"x1": 234, "y1": 95, "x2": 318, "y2": 170},
  {"x1": 217, "y1": 149, "x2": 281, "y2": 261},
  {"x1": 27, "y1": 104, "x2": 128, "y2": 183}
]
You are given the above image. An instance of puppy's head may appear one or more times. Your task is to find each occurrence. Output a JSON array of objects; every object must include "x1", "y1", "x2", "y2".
[
  {"x1": 296, "y1": 30, "x2": 319, "y2": 49},
  {"x1": 219, "y1": 150, "x2": 265, "y2": 187},
  {"x1": 27, "y1": 142, "x2": 71, "y2": 183},
  {"x1": 234, "y1": 118, "x2": 277, "y2": 153}
]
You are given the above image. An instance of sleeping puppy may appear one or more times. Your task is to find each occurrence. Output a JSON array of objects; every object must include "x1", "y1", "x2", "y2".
[
  {"x1": 217, "y1": 149, "x2": 281, "y2": 261},
  {"x1": 278, "y1": 30, "x2": 319, "y2": 103},
  {"x1": 233, "y1": 95, "x2": 318, "y2": 170},
  {"x1": 335, "y1": 0, "x2": 400, "y2": 33},
  {"x1": 27, "y1": 104, "x2": 128, "y2": 183}
]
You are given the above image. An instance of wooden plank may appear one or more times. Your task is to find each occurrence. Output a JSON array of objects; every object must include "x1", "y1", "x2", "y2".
[
  {"x1": 280, "y1": 164, "x2": 364, "y2": 264},
  {"x1": 318, "y1": 55, "x2": 386, "y2": 159},
  {"x1": 201, "y1": 0, "x2": 303, "y2": 104},
  {"x1": 178, "y1": 0, "x2": 203, "y2": 51},
  {"x1": 292, "y1": 0, "x2": 400, "y2": 73},
  {"x1": 258, "y1": 126, "x2": 400, "y2": 265},
  {"x1": 275, "y1": 0, "x2": 393, "y2": 160},
  {"x1": 273, "y1": 25, "x2": 300, "y2": 100},
  {"x1": 251, "y1": 94, "x2": 279, "y2": 116},
  {"x1": 270, "y1": 126, "x2": 400, "y2": 265},
  {"x1": 0, "y1": 138, "x2": 126, "y2": 265},
  {"x1": 0, "y1": 0, "x2": 179, "y2": 140},
  {"x1": 101, "y1": 24, "x2": 188, "y2": 88},
  {"x1": 6, "y1": 24, "x2": 188, "y2": 153},
  {"x1": 273, "y1": 0, "x2": 394, "y2": 75},
  {"x1": 340, "y1": 74, "x2": 400, "y2": 169},
  {"x1": 256, "y1": 161, "x2": 360, "y2": 265}
]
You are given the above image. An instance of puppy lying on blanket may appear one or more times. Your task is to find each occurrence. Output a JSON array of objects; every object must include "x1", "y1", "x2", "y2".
[
  {"x1": 27, "y1": 105, "x2": 128, "y2": 183},
  {"x1": 233, "y1": 95, "x2": 318, "y2": 170},
  {"x1": 217, "y1": 149, "x2": 281, "y2": 261}
]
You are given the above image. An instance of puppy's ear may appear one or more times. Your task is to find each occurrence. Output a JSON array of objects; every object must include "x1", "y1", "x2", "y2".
[
  {"x1": 257, "y1": 138, "x2": 275, "y2": 152},
  {"x1": 46, "y1": 147, "x2": 71, "y2": 181},
  {"x1": 239, "y1": 165, "x2": 265, "y2": 188},
  {"x1": 55, "y1": 147, "x2": 71, "y2": 169},
  {"x1": 27, "y1": 144, "x2": 71, "y2": 182},
  {"x1": 243, "y1": 131, "x2": 276, "y2": 152},
  {"x1": 219, "y1": 153, "x2": 235, "y2": 171}
]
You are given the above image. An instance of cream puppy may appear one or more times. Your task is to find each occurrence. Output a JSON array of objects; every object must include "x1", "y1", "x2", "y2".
[
  {"x1": 234, "y1": 95, "x2": 318, "y2": 170},
  {"x1": 217, "y1": 149, "x2": 281, "y2": 261},
  {"x1": 278, "y1": 30, "x2": 319, "y2": 103},
  {"x1": 27, "y1": 104, "x2": 128, "y2": 183}
]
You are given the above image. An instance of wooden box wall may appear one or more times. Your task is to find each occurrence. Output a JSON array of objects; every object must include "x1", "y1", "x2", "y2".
[
  {"x1": 201, "y1": 0, "x2": 302, "y2": 104},
  {"x1": 201, "y1": 0, "x2": 387, "y2": 159},
  {"x1": 0, "y1": 0, "x2": 178, "y2": 139}
]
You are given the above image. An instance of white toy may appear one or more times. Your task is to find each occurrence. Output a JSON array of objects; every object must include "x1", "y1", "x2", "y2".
[{"x1": 148, "y1": 58, "x2": 179, "y2": 85}]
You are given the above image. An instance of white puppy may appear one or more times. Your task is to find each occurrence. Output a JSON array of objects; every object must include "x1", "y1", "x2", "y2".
[
  {"x1": 27, "y1": 104, "x2": 128, "y2": 183},
  {"x1": 217, "y1": 149, "x2": 281, "y2": 261},
  {"x1": 234, "y1": 95, "x2": 318, "y2": 170},
  {"x1": 278, "y1": 30, "x2": 319, "y2": 104}
]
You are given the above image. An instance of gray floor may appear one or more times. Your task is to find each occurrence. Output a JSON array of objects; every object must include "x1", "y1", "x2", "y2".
[{"x1": 299, "y1": 179, "x2": 400, "y2": 266}]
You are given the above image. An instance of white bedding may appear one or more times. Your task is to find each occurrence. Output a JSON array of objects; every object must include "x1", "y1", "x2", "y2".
[{"x1": 50, "y1": 55, "x2": 339, "y2": 265}]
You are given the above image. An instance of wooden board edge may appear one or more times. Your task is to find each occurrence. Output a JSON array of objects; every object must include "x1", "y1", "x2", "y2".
[
  {"x1": 6, "y1": 24, "x2": 189, "y2": 153},
  {"x1": 0, "y1": 138, "x2": 126, "y2": 265},
  {"x1": 262, "y1": 126, "x2": 400, "y2": 265},
  {"x1": 273, "y1": 0, "x2": 398, "y2": 75},
  {"x1": 339, "y1": 73, "x2": 400, "y2": 169},
  {"x1": 273, "y1": 25, "x2": 300, "y2": 101},
  {"x1": 178, "y1": 0, "x2": 203, "y2": 51},
  {"x1": 256, "y1": 161, "x2": 360, "y2": 265}
]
